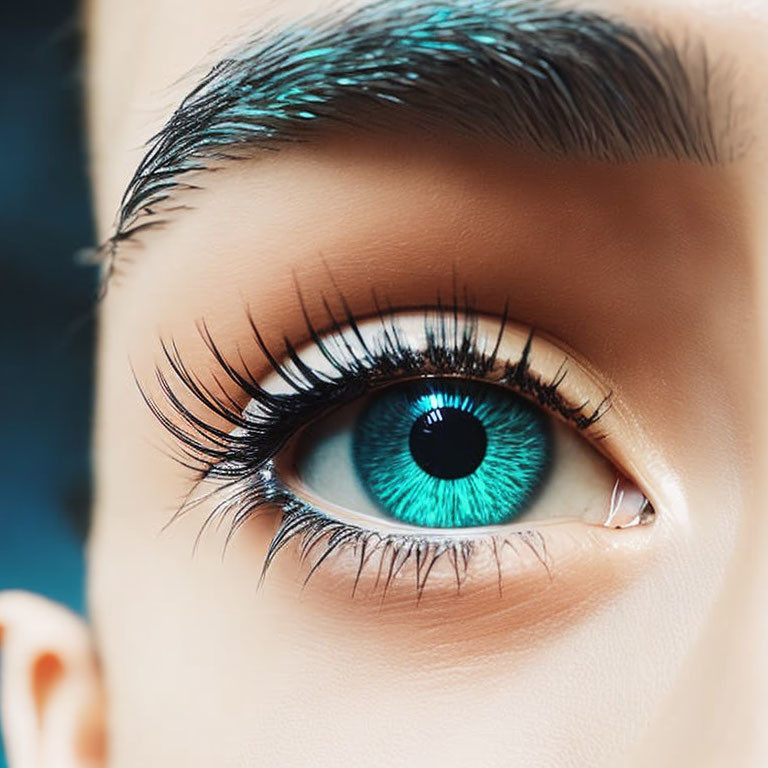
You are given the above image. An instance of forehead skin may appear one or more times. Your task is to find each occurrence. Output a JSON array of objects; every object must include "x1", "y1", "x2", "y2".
[{"x1": 87, "y1": 2, "x2": 768, "y2": 767}]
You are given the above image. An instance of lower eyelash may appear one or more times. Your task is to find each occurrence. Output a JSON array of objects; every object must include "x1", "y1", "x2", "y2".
[
  {"x1": 143, "y1": 288, "x2": 609, "y2": 593},
  {"x1": 270, "y1": 505, "x2": 552, "y2": 600},
  {"x1": 189, "y1": 459, "x2": 552, "y2": 599}
]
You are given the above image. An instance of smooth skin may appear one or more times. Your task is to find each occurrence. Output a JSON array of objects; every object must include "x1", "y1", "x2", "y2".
[{"x1": 2, "y1": 1, "x2": 768, "y2": 766}]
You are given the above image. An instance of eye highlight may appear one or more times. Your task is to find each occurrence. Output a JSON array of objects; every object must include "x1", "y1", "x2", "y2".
[{"x1": 144, "y1": 296, "x2": 655, "y2": 596}]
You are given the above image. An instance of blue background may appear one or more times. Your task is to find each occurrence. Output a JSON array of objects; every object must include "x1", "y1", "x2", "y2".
[{"x1": 0, "y1": 2, "x2": 94, "y2": 764}]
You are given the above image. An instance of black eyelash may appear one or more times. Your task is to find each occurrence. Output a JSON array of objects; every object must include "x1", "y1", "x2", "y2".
[
  {"x1": 262, "y1": 491, "x2": 554, "y2": 601},
  {"x1": 141, "y1": 290, "x2": 610, "y2": 595}
]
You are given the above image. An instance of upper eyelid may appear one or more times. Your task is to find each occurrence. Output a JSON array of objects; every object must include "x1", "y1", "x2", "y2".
[{"x1": 142, "y1": 301, "x2": 614, "y2": 490}]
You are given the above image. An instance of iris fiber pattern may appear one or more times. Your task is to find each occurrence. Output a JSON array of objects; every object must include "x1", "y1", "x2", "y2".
[{"x1": 353, "y1": 379, "x2": 552, "y2": 527}]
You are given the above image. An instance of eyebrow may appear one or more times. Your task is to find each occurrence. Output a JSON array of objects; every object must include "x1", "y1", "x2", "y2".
[{"x1": 106, "y1": 0, "x2": 724, "y2": 269}]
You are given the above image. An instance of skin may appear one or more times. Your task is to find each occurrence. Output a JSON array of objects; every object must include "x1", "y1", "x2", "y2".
[{"x1": 1, "y1": 1, "x2": 767, "y2": 766}]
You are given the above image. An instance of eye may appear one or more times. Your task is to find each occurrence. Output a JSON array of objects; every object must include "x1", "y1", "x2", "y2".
[
  {"x1": 149, "y1": 301, "x2": 655, "y2": 594},
  {"x1": 267, "y1": 310, "x2": 653, "y2": 532}
]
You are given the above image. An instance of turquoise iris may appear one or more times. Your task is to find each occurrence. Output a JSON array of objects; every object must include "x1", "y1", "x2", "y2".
[{"x1": 352, "y1": 379, "x2": 552, "y2": 528}]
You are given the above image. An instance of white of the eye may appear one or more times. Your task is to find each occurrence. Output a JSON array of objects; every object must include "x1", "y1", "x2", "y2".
[{"x1": 290, "y1": 398, "x2": 385, "y2": 518}]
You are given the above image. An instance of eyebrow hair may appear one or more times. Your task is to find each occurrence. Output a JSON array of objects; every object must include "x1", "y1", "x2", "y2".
[{"x1": 105, "y1": 0, "x2": 723, "y2": 273}]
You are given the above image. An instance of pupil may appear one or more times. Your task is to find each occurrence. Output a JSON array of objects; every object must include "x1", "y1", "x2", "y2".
[{"x1": 408, "y1": 406, "x2": 487, "y2": 480}]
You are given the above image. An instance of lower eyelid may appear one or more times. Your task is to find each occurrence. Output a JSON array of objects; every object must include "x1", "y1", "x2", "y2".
[{"x1": 246, "y1": 514, "x2": 657, "y2": 656}]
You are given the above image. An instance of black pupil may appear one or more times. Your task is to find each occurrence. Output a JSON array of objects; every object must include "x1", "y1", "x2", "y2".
[{"x1": 408, "y1": 407, "x2": 487, "y2": 480}]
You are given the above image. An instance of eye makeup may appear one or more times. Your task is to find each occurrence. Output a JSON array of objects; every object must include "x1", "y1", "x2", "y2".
[{"x1": 142, "y1": 291, "x2": 655, "y2": 599}]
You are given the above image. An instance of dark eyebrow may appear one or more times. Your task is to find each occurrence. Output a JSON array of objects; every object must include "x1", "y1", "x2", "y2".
[{"x1": 106, "y1": 0, "x2": 724, "y2": 270}]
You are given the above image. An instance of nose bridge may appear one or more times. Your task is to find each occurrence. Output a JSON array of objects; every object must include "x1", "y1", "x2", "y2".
[{"x1": 630, "y1": 516, "x2": 768, "y2": 768}]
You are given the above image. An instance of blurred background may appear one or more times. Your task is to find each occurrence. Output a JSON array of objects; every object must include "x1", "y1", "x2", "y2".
[{"x1": 0, "y1": 1, "x2": 95, "y2": 764}]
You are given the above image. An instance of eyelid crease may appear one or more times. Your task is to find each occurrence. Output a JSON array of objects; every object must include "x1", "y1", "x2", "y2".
[{"x1": 255, "y1": 307, "x2": 615, "y2": 430}]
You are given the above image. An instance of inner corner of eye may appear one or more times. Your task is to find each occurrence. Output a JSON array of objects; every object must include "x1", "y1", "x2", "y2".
[{"x1": 278, "y1": 375, "x2": 654, "y2": 533}]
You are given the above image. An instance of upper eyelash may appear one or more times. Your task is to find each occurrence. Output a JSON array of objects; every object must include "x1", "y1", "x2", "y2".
[
  {"x1": 145, "y1": 291, "x2": 610, "y2": 483},
  {"x1": 140, "y1": 290, "x2": 611, "y2": 593}
]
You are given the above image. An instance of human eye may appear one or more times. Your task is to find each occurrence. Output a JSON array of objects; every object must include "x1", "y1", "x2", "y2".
[{"x1": 146, "y1": 294, "x2": 654, "y2": 599}]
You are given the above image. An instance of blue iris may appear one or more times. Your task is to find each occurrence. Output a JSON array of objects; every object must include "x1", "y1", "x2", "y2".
[{"x1": 352, "y1": 379, "x2": 552, "y2": 528}]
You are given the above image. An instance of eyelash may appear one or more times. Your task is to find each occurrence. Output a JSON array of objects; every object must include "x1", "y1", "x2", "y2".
[{"x1": 143, "y1": 289, "x2": 611, "y2": 595}]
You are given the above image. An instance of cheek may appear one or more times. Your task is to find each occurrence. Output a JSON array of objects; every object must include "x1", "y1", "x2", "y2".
[{"x1": 90, "y1": 482, "x2": 673, "y2": 768}]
